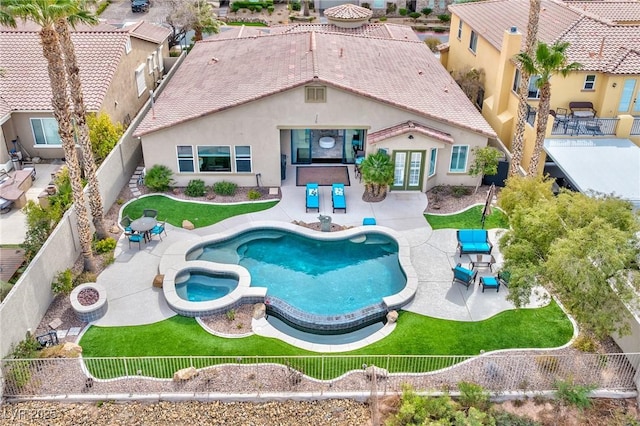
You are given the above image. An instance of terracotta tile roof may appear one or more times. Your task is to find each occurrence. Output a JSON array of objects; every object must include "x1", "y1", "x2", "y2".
[
  {"x1": 0, "y1": 24, "x2": 128, "y2": 112},
  {"x1": 215, "y1": 26, "x2": 270, "y2": 39},
  {"x1": 124, "y1": 21, "x2": 171, "y2": 44},
  {"x1": 450, "y1": 0, "x2": 640, "y2": 73},
  {"x1": 135, "y1": 29, "x2": 496, "y2": 138},
  {"x1": 268, "y1": 23, "x2": 419, "y2": 40},
  {"x1": 368, "y1": 121, "x2": 455, "y2": 144},
  {"x1": 324, "y1": 4, "x2": 373, "y2": 20},
  {"x1": 565, "y1": 1, "x2": 640, "y2": 24}
]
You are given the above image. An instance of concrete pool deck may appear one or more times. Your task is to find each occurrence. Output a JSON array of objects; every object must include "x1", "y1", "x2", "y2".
[{"x1": 92, "y1": 165, "x2": 548, "y2": 349}]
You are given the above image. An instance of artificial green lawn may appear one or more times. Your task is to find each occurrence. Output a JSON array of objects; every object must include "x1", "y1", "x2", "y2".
[
  {"x1": 122, "y1": 195, "x2": 279, "y2": 228},
  {"x1": 80, "y1": 301, "x2": 572, "y2": 379},
  {"x1": 425, "y1": 205, "x2": 509, "y2": 230}
]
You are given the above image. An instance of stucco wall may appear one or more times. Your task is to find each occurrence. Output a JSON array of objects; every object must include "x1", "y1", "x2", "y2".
[{"x1": 141, "y1": 84, "x2": 489, "y2": 190}]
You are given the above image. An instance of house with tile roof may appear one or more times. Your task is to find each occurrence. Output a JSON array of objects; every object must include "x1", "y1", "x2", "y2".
[
  {"x1": 0, "y1": 20, "x2": 171, "y2": 168},
  {"x1": 134, "y1": 6, "x2": 497, "y2": 192},
  {"x1": 441, "y1": 0, "x2": 640, "y2": 175}
]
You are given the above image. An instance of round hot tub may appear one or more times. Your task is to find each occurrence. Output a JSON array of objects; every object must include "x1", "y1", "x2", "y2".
[{"x1": 319, "y1": 137, "x2": 335, "y2": 149}]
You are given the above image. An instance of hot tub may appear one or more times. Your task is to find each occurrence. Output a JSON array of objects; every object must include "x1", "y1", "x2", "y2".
[{"x1": 319, "y1": 136, "x2": 335, "y2": 149}]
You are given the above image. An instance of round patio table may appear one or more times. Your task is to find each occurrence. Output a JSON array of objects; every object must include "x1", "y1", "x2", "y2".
[{"x1": 130, "y1": 217, "x2": 157, "y2": 242}]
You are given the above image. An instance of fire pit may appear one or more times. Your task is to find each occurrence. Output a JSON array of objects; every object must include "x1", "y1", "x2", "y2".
[{"x1": 70, "y1": 283, "x2": 107, "y2": 322}]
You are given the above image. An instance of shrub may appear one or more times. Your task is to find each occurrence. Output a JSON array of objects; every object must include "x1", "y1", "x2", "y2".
[
  {"x1": 433, "y1": 27, "x2": 447, "y2": 33},
  {"x1": 421, "y1": 7, "x2": 432, "y2": 16},
  {"x1": 74, "y1": 271, "x2": 97, "y2": 286},
  {"x1": 451, "y1": 185, "x2": 471, "y2": 198},
  {"x1": 361, "y1": 2, "x2": 370, "y2": 9},
  {"x1": 0, "y1": 280, "x2": 13, "y2": 302},
  {"x1": 103, "y1": 252, "x2": 115, "y2": 266},
  {"x1": 386, "y1": 3, "x2": 396, "y2": 14},
  {"x1": 144, "y1": 165, "x2": 174, "y2": 192},
  {"x1": 409, "y1": 11, "x2": 421, "y2": 21},
  {"x1": 226, "y1": 309, "x2": 236, "y2": 321},
  {"x1": 213, "y1": 181, "x2": 237, "y2": 196},
  {"x1": 437, "y1": 13, "x2": 451, "y2": 23},
  {"x1": 11, "y1": 332, "x2": 40, "y2": 359},
  {"x1": 87, "y1": 112, "x2": 124, "y2": 164},
  {"x1": 572, "y1": 334, "x2": 598, "y2": 352},
  {"x1": 457, "y1": 381, "x2": 490, "y2": 411},
  {"x1": 95, "y1": 237, "x2": 116, "y2": 254},
  {"x1": 96, "y1": 0, "x2": 110, "y2": 15},
  {"x1": 185, "y1": 179, "x2": 207, "y2": 197},
  {"x1": 267, "y1": 5, "x2": 274, "y2": 13},
  {"x1": 425, "y1": 37, "x2": 441, "y2": 52},
  {"x1": 398, "y1": 8, "x2": 408, "y2": 16},
  {"x1": 379, "y1": 15, "x2": 387, "y2": 21},
  {"x1": 554, "y1": 379, "x2": 596, "y2": 410},
  {"x1": 51, "y1": 269, "x2": 73, "y2": 295},
  {"x1": 291, "y1": 1, "x2": 301, "y2": 11},
  {"x1": 247, "y1": 189, "x2": 262, "y2": 200},
  {"x1": 22, "y1": 201, "x2": 55, "y2": 262}
]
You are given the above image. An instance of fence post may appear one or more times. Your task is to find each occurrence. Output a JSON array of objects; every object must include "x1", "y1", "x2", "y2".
[{"x1": 123, "y1": 357, "x2": 129, "y2": 377}]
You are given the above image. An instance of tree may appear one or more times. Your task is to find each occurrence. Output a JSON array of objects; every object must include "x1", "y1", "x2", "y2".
[
  {"x1": 498, "y1": 176, "x2": 640, "y2": 338},
  {"x1": 2, "y1": 0, "x2": 96, "y2": 272},
  {"x1": 87, "y1": 112, "x2": 124, "y2": 164},
  {"x1": 515, "y1": 41, "x2": 581, "y2": 175},
  {"x1": 452, "y1": 67, "x2": 485, "y2": 110},
  {"x1": 54, "y1": 6, "x2": 109, "y2": 239},
  {"x1": 360, "y1": 151, "x2": 394, "y2": 201},
  {"x1": 468, "y1": 146, "x2": 502, "y2": 193},
  {"x1": 166, "y1": 0, "x2": 220, "y2": 47},
  {"x1": 509, "y1": 0, "x2": 541, "y2": 176}
]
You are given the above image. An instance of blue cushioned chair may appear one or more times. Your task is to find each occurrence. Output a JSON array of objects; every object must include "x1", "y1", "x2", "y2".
[
  {"x1": 451, "y1": 263, "x2": 477, "y2": 290},
  {"x1": 480, "y1": 276, "x2": 500, "y2": 292},
  {"x1": 120, "y1": 215, "x2": 133, "y2": 233},
  {"x1": 456, "y1": 229, "x2": 493, "y2": 257},
  {"x1": 150, "y1": 221, "x2": 167, "y2": 241},
  {"x1": 332, "y1": 183, "x2": 346, "y2": 213},
  {"x1": 128, "y1": 233, "x2": 144, "y2": 249},
  {"x1": 306, "y1": 183, "x2": 319, "y2": 212}
]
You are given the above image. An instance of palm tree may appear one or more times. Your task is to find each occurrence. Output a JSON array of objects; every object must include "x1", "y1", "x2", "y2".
[
  {"x1": 54, "y1": 7, "x2": 109, "y2": 239},
  {"x1": 192, "y1": 0, "x2": 219, "y2": 42},
  {"x1": 2, "y1": 0, "x2": 96, "y2": 272},
  {"x1": 360, "y1": 151, "x2": 394, "y2": 201},
  {"x1": 509, "y1": 0, "x2": 541, "y2": 177},
  {"x1": 515, "y1": 41, "x2": 581, "y2": 175}
]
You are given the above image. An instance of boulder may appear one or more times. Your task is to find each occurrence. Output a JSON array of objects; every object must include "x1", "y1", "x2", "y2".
[
  {"x1": 153, "y1": 274, "x2": 164, "y2": 288},
  {"x1": 386, "y1": 310, "x2": 398, "y2": 323},
  {"x1": 60, "y1": 342, "x2": 83, "y2": 358},
  {"x1": 173, "y1": 366, "x2": 198, "y2": 381},
  {"x1": 253, "y1": 303, "x2": 266, "y2": 319},
  {"x1": 365, "y1": 365, "x2": 388, "y2": 380},
  {"x1": 182, "y1": 220, "x2": 195, "y2": 230}
]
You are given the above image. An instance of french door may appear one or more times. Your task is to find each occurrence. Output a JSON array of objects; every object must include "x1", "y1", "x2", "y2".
[
  {"x1": 618, "y1": 79, "x2": 640, "y2": 114},
  {"x1": 391, "y1": 150, "x2": 425, "y2": 190}
]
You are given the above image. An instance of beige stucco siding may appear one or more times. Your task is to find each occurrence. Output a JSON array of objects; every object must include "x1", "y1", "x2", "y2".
[{"x1": 141, "y1": 85, "x2": 489, "y2": 189}]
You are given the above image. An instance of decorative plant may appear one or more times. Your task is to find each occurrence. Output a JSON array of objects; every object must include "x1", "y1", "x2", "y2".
[
  {"x1": 213, "y1": 181, "x2": 237, "y2": 196},
  {"x1": 468, "y1": 146, "x2": 502, "y2": 193},
  {"x1": 360, "y1": 151, "x2": 394, "y2": 201},
  {"x1": 144, "y1": 165, "x2": 174, "y2": 192},
  {"x1": 94, "y1": 237, "x2": 117, "y2": 254},
  {"x1": 185, "y1": 179, "x2": 206, "y2": 197},
  {"x1": 421, "y1": 7, "x2": 432, "y2": 16},
  {"x1": 247, "y1": 189, "x2": 262, "y2": 200},
  {"x1": 398, "y1": 8, "x2": 408, "y2": 16},
  {"x1": 51, "y1": 269, "x2": 74, "y2": 295},
  {"x1": 437, "y1": 13, "x2": 451, "y2": 23},
  {"x1": 409, "y1": 11, "x2": 421, "y2": 22}
]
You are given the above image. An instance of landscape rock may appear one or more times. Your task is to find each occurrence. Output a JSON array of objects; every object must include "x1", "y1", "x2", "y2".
[
  {"x1": 253, "y1": 303, "x2": 266, "y2": 319},
  {"x1": 386, "y1": 310, "x2": 398, "y2": 323},
  {"x1": 182, "y1": 220, "x2": 195, "y2": 230},
  {"x1": 173, "y1": 366, "x2": 199, "y2": 381}
]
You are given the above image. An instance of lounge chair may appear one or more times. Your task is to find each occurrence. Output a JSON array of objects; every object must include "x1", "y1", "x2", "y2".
[
  {"x1": 306, "y1": 183, "x2": 319, "y2": 212},
  {"x1": 456, "y1": 229, "x2": 492, "y2": 257},
  {"x1": 332, "y1": 183, "x2": 346, "y2": 213},
  {"x1": 451, "y1": 263, "x2": 477, "y2": 290}
]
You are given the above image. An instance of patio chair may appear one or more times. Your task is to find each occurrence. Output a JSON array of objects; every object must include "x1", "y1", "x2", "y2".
[
  {"x1": 585, "y1": 119, "x2": 603, "y2": 136},
  {"x1": 497, "y1": 270, "x2": 510, "y2": 288},
  {"x1": 120, "y1": 215, "x2": 133, "y2": 233},
  {"x1": 143, "y1": 209, "x2": 158, "y2": 219},
  {"x1": 332, "y1": 183, "x2": 346, "y2": 213},
  {"x1": 305, "y1": 183, "x2": 319, "y2": 212},
  {"x1": 552, "y1": 107, "x2": 569, "y2": 129},
  {"x1": 128, "y1": 233, "x2": 144, "y2": 249},
  {"x1": 451, "y1": 263, "x2": 477, "y2": 290},
  {"x1": 150, "y1": 221, "x2": 167, "y2": 241}
]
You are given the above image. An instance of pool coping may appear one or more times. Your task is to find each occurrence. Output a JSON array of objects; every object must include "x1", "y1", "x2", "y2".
[{"x1": 159, "y1": 221, "x2": 418, "y2": 326}]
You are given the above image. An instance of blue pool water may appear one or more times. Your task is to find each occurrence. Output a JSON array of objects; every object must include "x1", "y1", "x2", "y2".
[
  {"x1": 175, "y1": 272, "x2": 239, "y2": 302},
  {"x1": 193, "y1": 230, "x2": 405, "y2": 315}
]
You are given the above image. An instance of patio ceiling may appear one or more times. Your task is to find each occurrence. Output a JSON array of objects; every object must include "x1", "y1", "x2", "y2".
[{"x1": 543, "y1": 138, "x2": 640, "y2": 209}]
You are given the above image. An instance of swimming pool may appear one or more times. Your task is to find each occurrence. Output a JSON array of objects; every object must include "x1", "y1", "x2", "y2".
[
  {"x1": 160, "y1": 221, "x2": 418, "y2": 333},
  {"x1": 175, "y1": 271, "x2": 239, "y2": 302}
]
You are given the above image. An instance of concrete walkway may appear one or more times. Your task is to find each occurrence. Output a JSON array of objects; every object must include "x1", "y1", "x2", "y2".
[{"x1": 93, "y1": 164, "x2": 547, "y2": 333}]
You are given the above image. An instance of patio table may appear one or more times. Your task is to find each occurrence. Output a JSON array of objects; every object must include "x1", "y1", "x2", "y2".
[
  {"x1": 469, "y1": 254, "x2": 495, "y2": 271},
  {"x1": 130, "y1": 217, "x2": 157, "y2": 242}
]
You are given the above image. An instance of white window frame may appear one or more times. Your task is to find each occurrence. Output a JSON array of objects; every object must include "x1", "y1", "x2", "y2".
[
  {"x1": 305, "y1": 86, "x2": 326, "y2": 103},
  {"x1": 457, "y1": 20, "x2": 463, "y2": 40},
  {"x1": 30, "y1": 118, "x2": 61, "y2": 146},
  {"x1": 428, "y1": 148, "x2": 437, "y2": 177},
  {"x1": 135, "y1": 64, "x2": 146, "y2": 97},
  {"x1": 469, "y1": 31, "x2": 478, "y2": 53},
  {"x1": 147, "y1": 55, "x2": 154, "y2": 74},
  {"x1": 152, "y1": 51, "x2": 158, "y2": 70},
  {"x1": 125, "y1": 37, "x2": 132, "y2": 54},
  {"x1": 177, "y1": 145, "x2": 195, "y2": 173},
  {"x1": 527, "y1": 75, "x2": 541, "y2": 99},
  {"x1": 197, "y1": 145, "x2": 232, "y2": 172},
  {"x1": 583, "y1": 74, "x2": 596, "y2": 90},
  {"x1": 449, "y1": 145, "x2": 469, "y2": 173},
  {"x1": 512, "y1": 68, "x2": 521, "y2": 93},
  {"x1": 234, "y1": 146, "x2": 252, "y2": 173},
  {"x1": 157, "y1": 45, "x2": 164, "y2": 72}
]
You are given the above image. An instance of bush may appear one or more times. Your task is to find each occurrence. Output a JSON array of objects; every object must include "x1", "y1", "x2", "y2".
[
  {"x1": 291, "y1": 1, "x2": 301, "y2": 11},
  {"x1": 74, "y1": 271, "x2": 97, "y2": 286},
  {"x1": 267, "y1": 5, "x2": 274, "y2": 13},
  {"x1": 96, "y1": 0, "x2": 110, "y2": 15},
  {"x1": 421, "y1": 7, "x2": 432, "y2": 16},
  {"x1": 386, "y1": 3, "x2": 396, "y2": 14},
  {"x1": 213, "y1": 181, "x2": 237, "y2": 196},
  {"x1": 409, "y1": 11, "x2": 421, "y2": 21},
  {"x1": 11, "y1": 333, "x2": 40, "y2": 359},
  {"x1": 87, "y1": 112, "x2": 124, "y2": 164},
  {"x1": 94, "y1": 237, "x2": 116, "y2": 254},
  {"x1": 433, "y1": 27, "x2": 447, "y2": 33},
  {"x1": 555, "y1": 380, "x2": 596, "y2": 410},
  {"x1": 185, "y1": 179, "x2": 207, "y2": 197},
  {"x1": 247, "y1": 189, "x2": 262, "y2": 200},
  {"x1": 144, "y1": 165, "x2": 174, "y2": 192},
  {"x1": 51, "y1": 269, "x2": 73, "y2": 295},
  {"x1": 425, "y1": 37, "x2": 441, "y2": 52},
  {"x1": 572, "y1": 334, "x2": 598, "y2": 352},
  {"x1": 452, "y1": 185, "x2": 471, "y2": 198},
  {"x1": 437, "y1": 13, "x2": 451, "y2": 23},
  {"x1": 226, "y1": 309, "x2": 236, "y2": 321},
  {"x1": 457, "y1": 381, "x2": 490, "y2": 411},
  {"x1": 398, "y1": 8, "x2": 408, "y2": 16},
  {"x1": 379, "y1": 15, "x2": 387, "y2": 21},
  {"x1": 0, "y1": 280, "x2": 13, "y2": 302}
]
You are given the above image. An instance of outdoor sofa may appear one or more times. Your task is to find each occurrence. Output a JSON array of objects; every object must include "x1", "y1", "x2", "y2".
[{"x1": 456, "y1": 229, "x2": 492, "y2": 257}]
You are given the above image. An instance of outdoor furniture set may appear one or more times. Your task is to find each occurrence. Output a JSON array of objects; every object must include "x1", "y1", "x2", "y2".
[
  {"x1": 452, "y1": 229, "x2": 508, "y2": 292},
  {"x1": 305, "y1": 182, "x2": 347, "y2": 213},
  {"x1": 121, "y1": 209, "x2": 167, "y2": 249},
  {"x1": 552, "y1": 101, "x2": 603, "y2": 136}
]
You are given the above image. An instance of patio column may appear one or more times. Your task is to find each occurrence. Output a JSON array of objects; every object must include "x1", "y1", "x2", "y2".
[{"x1": 616, "y1": 114, "x2": 634, "y2": 138}]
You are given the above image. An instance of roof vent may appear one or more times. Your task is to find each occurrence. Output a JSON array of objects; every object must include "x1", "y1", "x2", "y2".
[{"x1": 510, "y1": 26, "x2": 518, "y2": 33}]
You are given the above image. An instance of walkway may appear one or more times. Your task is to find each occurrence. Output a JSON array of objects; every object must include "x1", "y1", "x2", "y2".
[{"x1": 93, "y1": 164, "x2": 547, "y2": 333}]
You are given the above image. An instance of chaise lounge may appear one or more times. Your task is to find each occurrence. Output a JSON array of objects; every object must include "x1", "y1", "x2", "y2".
[
  {"x1": 456, "y1": 229, "x2": 493, "y2": 257},
  {"x1": 306, "y1": 183, "x2": 319, "y2": 212},
  {"x1": 451, "y1": 263, "x2": 477, "y2": 290},
  {"x1": 332, "y1": 183, "x2": 346, "y2": 213}
]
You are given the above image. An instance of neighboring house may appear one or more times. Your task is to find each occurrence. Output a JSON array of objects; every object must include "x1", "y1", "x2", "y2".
[
  {"x1": 0, "y1": 20, "x2": 171, "y2": 168},
  {"x1": 134, "y1": 5, "x2": 496, "y2": 191},
  {"x1": 312, "y1": 0, "x2": 453, "y2": 14},
  {"x1": 441, "y1": 0, "x2": 640, "y2": 174}
]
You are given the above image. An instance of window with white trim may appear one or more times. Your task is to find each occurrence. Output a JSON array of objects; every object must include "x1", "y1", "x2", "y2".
[
  {"x1": 177, "y1": 146, "x2": 195, "y2": 172},
  {"x1": 449, "y1": 145, "x2": 468, "y2": 173},
  {"x1": 198, "y1": 146, "x2": 231, "y2": 172},
  {"x1": 457, "y1": 20, "x2": 463, "y2": 40},
  {"x1": 157, "y1": 45, "x2": 164, "y2": 72},
  {"x1": 305, "y1": 86, "x2": 326, "y2": 103},
  {"x1": 428, "y1": 148, "x2": 437, "y2": 177},
  {"x1": 125, "y1": 37, "x2": 131, "y2": 54},
  {"x1": 135, "y1": 64, "x2": 146, "y2": 96},
  {"x1": 583, "y1": 74, "x2": 596, "y2": 90},
  {"x1": 469, "y1": 31, "x2": 478, "y2": 53},
  {"x1": 147, "y1": 55, "x2": 154, "y2": 74},
  {"x1": 528, "y1": 75, "x2": 541, "y2": 99},
  {"x1": 31, "y1": 118, "x2": 61, "y2": 145},
  {"x1": 235, "y1": 146, "x2": 252, "y2": 172}
]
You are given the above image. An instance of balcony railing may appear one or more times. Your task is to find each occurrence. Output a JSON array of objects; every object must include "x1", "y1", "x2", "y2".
[
  {"x1": 632, "y1": 117, "x2": 640, "y2": 135},
  {"x1": 550, "y1": 117, "x2": 619, "y2": 136}
]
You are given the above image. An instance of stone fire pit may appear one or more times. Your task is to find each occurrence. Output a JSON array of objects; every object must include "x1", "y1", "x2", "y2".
[{"x1": 70, "y1": 283, "x2": 108, "y2": 322}]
